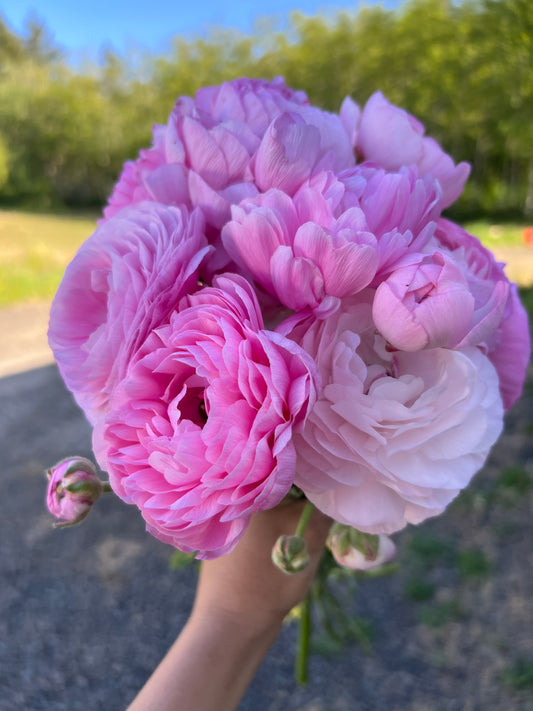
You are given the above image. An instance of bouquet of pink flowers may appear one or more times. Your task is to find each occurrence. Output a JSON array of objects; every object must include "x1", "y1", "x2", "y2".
[{"x1": 46, "y1": 77, "x2": 529, "y2": 657}]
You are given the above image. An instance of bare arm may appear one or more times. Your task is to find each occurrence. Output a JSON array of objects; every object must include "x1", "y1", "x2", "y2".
[{"x1": 126, "y1": 500, "x2": 331, "y2": 711}]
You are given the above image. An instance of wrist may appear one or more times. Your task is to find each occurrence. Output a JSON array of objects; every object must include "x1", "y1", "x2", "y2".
[{"x1": 190, "y1": 597, "x2": 284, "y2": 641}]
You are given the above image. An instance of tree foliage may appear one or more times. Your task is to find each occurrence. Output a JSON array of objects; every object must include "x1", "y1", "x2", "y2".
[{"x1": 0, "y1": 0, "x2": 531, "y2": 216}]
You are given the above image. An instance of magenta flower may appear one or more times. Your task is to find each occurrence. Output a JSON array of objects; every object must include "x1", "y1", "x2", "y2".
[
  {"x1": 355, "y1": 92, "x2": 470, "y2": 208},
  {"x1": 280, "y1": 296, "x2": 504, "y2": 534},
  {"x1": 48, "y1": 202, "x2": 211, "y2": 424},
  {"x1": 46, "y1": 457, "x2": 104, "y2": 527},
  {"x1": 372, "y1": 251, "x2": 475, "y2": 351},
  {"x1": 94, "y1": 274, "x2": 318, "y2": 559}
]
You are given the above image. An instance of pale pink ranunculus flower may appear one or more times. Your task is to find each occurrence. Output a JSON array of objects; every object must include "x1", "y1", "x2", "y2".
[
  {"x1": 48, "y1": 202, "x2": 211, "y2": 424},
  {"x1": 222, "y1": 186, "x2": 379, "y2": 315},
  {"x1": 46, "y1": 456, "x2": 103, "y2": 527},
  {"x1": 93, "y1": 274, "x2": 319, "y2": 559},
  {"x1": 434, "y1": 218, "x2": 531, "y2": 409},
  {"x1": 355, "y1": 92, "x2": 470, "y2": 208},
  {"x1": 372, "y1": 251, "x2": 475, "y2": 351},
  {"x1": 279, "y1": 295, "x2": 504, "y2": 534}
]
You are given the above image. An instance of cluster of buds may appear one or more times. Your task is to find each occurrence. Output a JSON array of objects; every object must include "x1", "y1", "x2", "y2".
[{"x1": 46, "y1": 456, "x2": 109, "y2": 527}]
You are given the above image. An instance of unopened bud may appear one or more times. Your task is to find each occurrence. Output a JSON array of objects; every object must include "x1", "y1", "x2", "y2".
[
  {"x1": 46, "y1": 456, "x2": 104, "y2": 527},
  {"x1": 327, "y1": 524, "x2": 396, "y2": 571},
  {"x1": 272, "y1": 534, "x2": 310, "y2": 574}
]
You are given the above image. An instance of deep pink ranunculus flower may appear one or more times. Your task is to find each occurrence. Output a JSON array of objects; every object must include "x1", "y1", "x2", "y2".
[
  {"x1": 279, "y1": 295, "x2": 504, "y2": 534},
  {"x1": 222, "y1": 185, "x2": 378, "y2": 315},
  {"x1": 93, "y1": 274, "x2": 319, "y2": 559},
  {"x1": 434, "y1": 218, "x2": 531, "y2": 409},
  {"x1": 48, "y1": 202, "x2": 211, "y2": 424},
  {"x1": 355, "y1": 92, "x2": 470, "y2": 208}
]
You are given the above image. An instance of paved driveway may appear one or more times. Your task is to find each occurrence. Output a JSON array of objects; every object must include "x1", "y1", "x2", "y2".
[{"x1": 1, "y1": 288, "x2": 531, "y2": 710}]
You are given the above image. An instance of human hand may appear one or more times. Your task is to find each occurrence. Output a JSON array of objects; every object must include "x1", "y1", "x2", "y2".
[{"x1": 193, "y1": 499, "x2": 332, "y2": 630}]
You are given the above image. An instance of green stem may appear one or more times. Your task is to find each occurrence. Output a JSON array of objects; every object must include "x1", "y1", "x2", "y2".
[
  {"x1": 102, "y1": 482, "x2": 113, "y2": 493},
  {"x1": 296, "y1": 592, "x2": 312, "y2": 685},
  {"x1": 295, "y1": 500, "x2": 315, "y2": 538}
]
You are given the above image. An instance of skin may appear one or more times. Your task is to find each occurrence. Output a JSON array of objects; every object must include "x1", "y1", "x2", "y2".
[{"x1": 126, "y1": 500, "x2": 332, "y2": 711}]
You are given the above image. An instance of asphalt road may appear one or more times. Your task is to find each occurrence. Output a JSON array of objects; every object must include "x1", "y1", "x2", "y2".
[{"x1": 1, "y1": 294, "x2": 532, "y2": 710}]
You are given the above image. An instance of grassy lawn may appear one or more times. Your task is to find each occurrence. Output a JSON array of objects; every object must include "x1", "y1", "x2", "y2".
[
  {"x1": 0, "y1": 209, "x2": 532, "y2": 308},
  {"x1": 0, "y1": 209, "x2": 98, "y2": 307},
  {"x1": 462, "y1": 221, "x2": 530, "y2": 249}
]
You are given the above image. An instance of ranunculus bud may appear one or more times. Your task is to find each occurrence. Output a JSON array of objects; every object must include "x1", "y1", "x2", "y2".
[
  {"x1": 46, "y1": 457, "x2": 104, "y2": 527},
  {"x1": 327, "y1": 524, "x2": 396, "y2": 571},
  {"x1": 272, "y1": 534, "x2": 310, "y2": 574}
]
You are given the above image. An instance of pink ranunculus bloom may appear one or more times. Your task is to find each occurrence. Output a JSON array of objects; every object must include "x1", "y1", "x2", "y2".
[
  {"x1": 336, "y1": 163, "x2": 441, "y2": 276},
  {"x1": 46, "y1": 456, "x2": 103, "y2": 527},
  {"x1": 253, "y1": 108, "x2": 355, "y2": 196},
  {"x1": 48, "y1": 202, "x2": 211, "y2": 424},
  {"x1": 355, "y1": 92, "x2": 470, "y2": 208},
  {"x1": 339, "y1": 95, "x2": 360, "y2": 149},
  {"x1": 327, "y1": 525, "x2": 396, "y2": 571},
  {"x1": 102, "y1": 125, "x2": 190, "y2": 222},
  {"x1": 103, "y1": 78, "x2": 355, "y2": 236},
  {"x1": 169, "y1": 78, "x2": 354, "y2": 228},
  {"x1": 222, "y1": 186, "x2": 379, "y2": 314},
  {"x1": 372, "y1": 251, "x2": 475, "y2": 351},
  {"x1": 279, "y1": 295, "x2": 504, "y2": 534},
  {"x1": 93, "y1": 274, "x2": 319, "y2": 559},
  {"x1": 434, "y1": 218, "x2": 531, "y2": 409}
]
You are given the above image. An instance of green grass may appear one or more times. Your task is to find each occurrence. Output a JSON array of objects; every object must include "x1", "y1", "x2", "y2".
[
  {"x1": 463, "y1": 221, "x2": 530, "y2": 249},
  {"x1": 418, "y1": 598, "x2": 465, "y2": 627},
  {"x1": 501, "y1": 659, "x2": 533, "y2": 691},
  {"x1": 403, "y1": 578, "x2": 436, "y2": 602},
  {"x1": 456, "y1": 549, "x2": 491, "y2": 580},
  {"x1": 0, "y1": 209, "x2": 97, "y2": 307},
  {"x1": 407, "y1": 533, "x2": 457, "y2": 566}
]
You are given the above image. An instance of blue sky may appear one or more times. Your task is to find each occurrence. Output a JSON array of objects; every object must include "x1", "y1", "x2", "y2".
[{"x1": 1, "y1": 0, "x2": 401, "y2": 59}]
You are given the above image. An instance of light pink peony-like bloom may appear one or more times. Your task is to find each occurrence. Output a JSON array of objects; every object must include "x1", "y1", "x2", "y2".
[
  {"x1": 279, "y1": 295, "x2": 504, "y2": 534},
  {"x1": 46, "y1": 456, "x2": 104, "y2": 527},
  {"x1": 48, "y1": 202, "x2": 211, "y2": 424},
  {"x1": 94, "y1": 274, "x2": 318, "y2": 559},
  {"x1": 434, "y1": 218, "x2": 531, "y2": 409},
  {"x1": 327, "y1": 525, "x2": 396, "y2": 571},
  {"x1": 355, "y1": 92, "x2": 470, "y2": 208},
  {"x1": 372, "y1": 251, "x2": 475, "y2": 351},
  {"x1": 222, "y1": 185, "x2": 379, "y2": 314}
]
